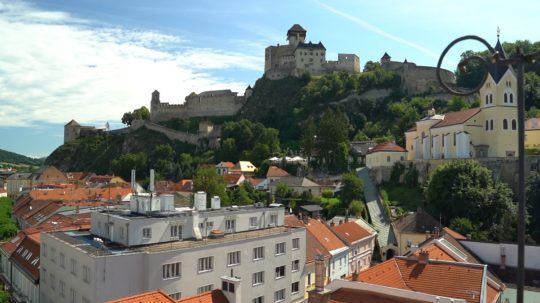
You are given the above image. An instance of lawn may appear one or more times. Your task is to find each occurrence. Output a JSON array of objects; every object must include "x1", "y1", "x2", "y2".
[{"x1": 379, "y1": 184, "x2": 425, "y2": 212}]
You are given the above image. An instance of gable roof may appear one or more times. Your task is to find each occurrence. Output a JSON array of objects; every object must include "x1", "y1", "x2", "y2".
[
  {"x1": 105, "y1": 290, "x2": 176, "y2": 303},
  {"x1": 177, "y1": 290, "x2": 229, "y2": 303},
  {"x1": 284, "y1": 215, "x2": 331, "y2": 262},
  {"x1": 216, "y1": 161, "x2": 235, "y2": 168},
  {"x1": 359, "y1": 257, "x2": 487, "y2": 303},
  {"x1": 331, "y1": 221, "x2": 374, "y2": 245},
  {"x1": 329, "y1": 287, "x2": 429, "y2": 303},
  {"x1": 367, "y1": 142, "x2": 406, "y2": 154},
  {"x1": 430, "y1": 107, "x2": 482, "y2": 129},
  {"x1": 305, "y1": 218, "x2": 347, "y2": 253},
  {"x1": 10, "y1": 235, "x2": 41, "y2": 282},
  {"x1": 269, "y1": 176, "x2": 320, "y2": 188},
  {"x1": 392, "y1": 210, "x2": 440, "y2": 234},
  {"x1": 266, "y1": 166, "x2": 289, "y2": 178},
  {"x1": 232, "y1": 161, "x2": 256, "y2": 173}
]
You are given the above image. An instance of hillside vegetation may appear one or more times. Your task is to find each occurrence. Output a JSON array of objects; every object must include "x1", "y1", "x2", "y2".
[{"x1": 0, "y1": 148, "x2": 43, "y2": 166}]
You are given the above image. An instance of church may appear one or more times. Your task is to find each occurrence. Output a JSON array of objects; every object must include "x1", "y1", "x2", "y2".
[{"x1": 405, "y1": 36, "x2": 519, "y2": 160}]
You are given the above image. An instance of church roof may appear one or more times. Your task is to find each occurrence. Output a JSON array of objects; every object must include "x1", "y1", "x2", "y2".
[
  {"x1": 296, "y1": 41, "x2": 326, "y2": 50},
  {"x1": 488, "y1": 38, "x2": 509, "y2": 83},
  {"x1": 288, "y1": 24, "x2": 306, "y2": 34},
  {"x1": 381, "y1": 52, "x2": 391, "y2": 60},
  {"x1": 367, "y1": 142, "x2": 407, "y2": 154},
  {"x1": 430, "y1": 107, "x2": 481, "y2": 129}
]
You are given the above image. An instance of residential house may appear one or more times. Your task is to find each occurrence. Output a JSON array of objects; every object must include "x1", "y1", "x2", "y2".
[
  {"x1": 106, "y1": 289, "x2": 229, "y2": 303},
  {"x1": 525, "y1": 117, "x2": 540, "y2": 149},
  {"x1": 365, "y1": 142, "x2": 407, "y2": 169},
  {"x1": 391, "y1": 209, "x2": 441, "y2": 255},
  {"x1": 230, "y1": 161, "x2": 257, "y2": 176},
  {"x1": 266, "y1": 166, "x2": 289, "y2": 183},
  {"x1": 330, "y1": 219, "x2": 376, "y2": 273},
  {"x1": 298, "y1": 205, "x2": 323, "y2": 219},
  {"x1": 349, "y1": 141, "x2": 377, "y2": 167},
  {"x1": 6, "y1": 173, "x2": 32, "y2": 199},
  {"x1": 87, "y1": 175, "x2": 127, "y2": 186},
  {"x1": 268, "y1": 177, "x2": 322, "y2": 198},
  {"x1": 215, "y1": 162, "x2": 235, "y2": 176},
  {"x1": 223, "y1": 173, "x2": 245, "y2": 188}
]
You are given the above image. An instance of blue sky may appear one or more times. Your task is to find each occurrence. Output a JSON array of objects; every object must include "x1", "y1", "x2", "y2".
[{"x1": 1, "y1": 0, "x2": 539, "y2": 157}]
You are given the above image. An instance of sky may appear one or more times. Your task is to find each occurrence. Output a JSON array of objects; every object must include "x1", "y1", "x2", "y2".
[{"x1": 0, "y1": 0, "x2": 539, "y2": 157}]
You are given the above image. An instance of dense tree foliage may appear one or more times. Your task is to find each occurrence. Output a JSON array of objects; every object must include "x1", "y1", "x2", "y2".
[
  {"x1": 193, "y1": 167, "x2": 229, "y2": 206},
  {"x1": 0, "y1": 198, "x2": 18, "y2": 241},
  {"x1": 340, "y1": 173, "x2": 364, "y2": 207},
  {"x1": 316, "y1": 109, "x2": 350, "y2": 173},
  {"x1": 121, "y1": 106, "x2": 150, "y2": 126},
  {"x1": 526, "y1": 172, "x2": 540, "y2": 242},
  {"x1": 425, "y1": 160, "x2": 516, "y2": 241}
]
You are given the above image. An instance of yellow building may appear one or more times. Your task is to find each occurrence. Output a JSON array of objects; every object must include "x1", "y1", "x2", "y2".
[
  {"x1": 391, "y1": 210, "x2": 441, "y2": 256},
  {"x1": 405, "y1": 37, "x2": 523, "y2": 160},
  {"x1": 525, "y1": 118, "x2": 540, "y2": 149},
  {"x1": 365, "y1": 142, "x2": 407, "y2": 169}
]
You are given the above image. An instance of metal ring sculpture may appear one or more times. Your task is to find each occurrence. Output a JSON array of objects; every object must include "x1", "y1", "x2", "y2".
[{"x1": 436, "y1": 35, "x2": 497, "y2": 96}]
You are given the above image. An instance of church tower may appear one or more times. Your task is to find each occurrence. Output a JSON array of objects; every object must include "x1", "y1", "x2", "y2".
[
  {"x1": 287, "y1": 24, "x2": 306, "y2": 47},
  {"x1": 479, "y1": 31, "x2": 518, "y2": 157}
]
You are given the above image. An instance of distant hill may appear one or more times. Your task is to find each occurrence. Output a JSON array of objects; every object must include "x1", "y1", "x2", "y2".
[{"x1": 0, "y1": 148, "x2": 44, "y2": 166}]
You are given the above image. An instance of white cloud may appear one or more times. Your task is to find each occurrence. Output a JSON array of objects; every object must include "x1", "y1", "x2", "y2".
[{"x1": 0, "y1": 1, "x2": 263, "y2": 127}]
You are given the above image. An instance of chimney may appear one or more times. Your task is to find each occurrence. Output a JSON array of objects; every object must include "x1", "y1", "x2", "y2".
[
  {"x1": 330, "y1": 222, "x2": 335, "y2": 227},
  {"x1": 315, "y1": 254, "x2": 326, "y2": 292},
  {"x1": 428, "y1": 107, "x2": 436, "y2": 116},
  {"x1": 418, "y1": 250, "x2": 429, "y2": 265},
  {"x1": 434, "y1": 226, "x2": 440, "y2": 238},
  {"x1": 130, "y1": 169, "x2": 136, "y2": 193},
  {"x1": 500, "y1": 245, "x2": 506, "y2": 270},
  {"x1": 149, "y1": 169, "x2": 155, "y2": 193},
  {"x1": 466, "y1": 233, "x2": 472, "y2": 240}
]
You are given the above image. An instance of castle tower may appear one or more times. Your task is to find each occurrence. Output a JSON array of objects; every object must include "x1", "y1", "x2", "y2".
[
  {"x1": 150, "y1": 90, "x2": 160, "y2": 114},
  {"x1": 244, "y1": 85, "x2": 253, "y2": 99},
  {"x1": 478, "y1": 32, "x2": 518, "y2": 157},
  {"x1": 64, "y1": 119, "x2": 81, "y2": 143},
  {"x1": 287, "y1": 24, "x2": 306, "y2": 47}
]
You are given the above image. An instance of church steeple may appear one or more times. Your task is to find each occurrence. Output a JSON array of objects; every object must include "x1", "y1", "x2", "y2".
[
  {"x1": 494, "y1": 27, "x2": 507, "y2": 59},
  {"x1": 489, "y1": 28, "x2": 509, "y2": 83}
]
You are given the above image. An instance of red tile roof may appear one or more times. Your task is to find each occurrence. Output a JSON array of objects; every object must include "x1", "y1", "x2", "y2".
[
  {"x1": 10, "y1": 235, "x2": 40, "y2": 282},
  {"x1": 223, "y1": 173, "x2": 244, "y2": 187},
  {"x1": 358, "y1": 257, "x2": 487, "y2": 303},
  {"x1": 443, "y1": 227, "x2": 467, "y2": 240},
  {"x1": 177, "y1": 290, "x2": 229, "y2": 303},
  {"x1": 331, "y1": 221, "x2": 373, "y2": 245},
  {"x1": 329, "y1": 288, "x2": 429, "y2": 303},
  {"x1": 284, "y1": 215, "x2": 331, "y2": 263},
  {"x1": 266, "y1": 166, "x2": 289, "y2": 178},
  {"x1": 305, "y1": 218, "x2": 347, "y2": 253},
  {"x1": 431, "y1": 107, "x2": 481, "y2": 129},
  {"x1": 367, "y1": 142, "x2": 406, "y2": 154},
  {"x1": 106, "y1": 290, "x2": 176, "y2": 303}
]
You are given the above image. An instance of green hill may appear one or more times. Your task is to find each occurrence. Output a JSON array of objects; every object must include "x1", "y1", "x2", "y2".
[{"x1": 0, "y1": 148, "x2": 44, "y2": 166}]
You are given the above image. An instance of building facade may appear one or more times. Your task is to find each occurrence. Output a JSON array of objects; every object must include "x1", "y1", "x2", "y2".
[
  {"x1": 40, "y1": 194, "x2": 306, "y2": 303},
  {"x1": 264, "y1": 24, "x2": 360, "y2": 80},
  {"x1": 405, "y1": 38, "x2": 520, "y2": 160}
]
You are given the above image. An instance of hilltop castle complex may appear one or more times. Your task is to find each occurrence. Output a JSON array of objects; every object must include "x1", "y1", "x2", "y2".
[{"x1": 264, "y1": 24, "x2": 360, "y2": 80}]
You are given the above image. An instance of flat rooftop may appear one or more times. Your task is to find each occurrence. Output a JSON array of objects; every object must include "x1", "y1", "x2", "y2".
[{"x1": 48, "y1": 226, "x2": 296, "y2": 257}]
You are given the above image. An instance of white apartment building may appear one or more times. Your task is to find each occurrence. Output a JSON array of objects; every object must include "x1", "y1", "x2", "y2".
[{"x1": 39, "y1": 193, "x2": 306, "y2": 303}]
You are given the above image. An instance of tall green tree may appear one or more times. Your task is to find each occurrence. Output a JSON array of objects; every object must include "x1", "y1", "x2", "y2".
[
  {"x1": 121, "y1": 106, "x2": 150, "y2": 126},
  {"x1": 317, "y1": 108, "x2": 350, "y2": 173},
  {"x1": 112, "y1": 152, "x2": 148, "y2": 180},
  {"x1": 526, "y1": 172, "x2": 540, "y2": 242},
  {"x1": 193, "y1": 167, "x2": 229, "y2": 205},
  {"x1": 300, "y1": 116, "x2": 317, "y2": 163},
  {"x1": 341, "y1": 172, "x2": 364, "y2": 206}
]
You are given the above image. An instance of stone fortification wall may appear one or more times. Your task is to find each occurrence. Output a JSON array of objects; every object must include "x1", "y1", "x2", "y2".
[
  {"x1": 381, "y1": 60, "x2": 454, "y2": 95},
  {"x1": 370, "y1": 156, "x2": 540, "y2": 193}
]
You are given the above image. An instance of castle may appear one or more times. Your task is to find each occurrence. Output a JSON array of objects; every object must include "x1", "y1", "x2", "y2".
[
  {"x1": 264, "y1": 24, "x2": 360, "y2": 80},
  {"x1": 380, "y1": 52, "x2": 455, "y2": 95},
  {"x1": 149, "y1": 88, "x2": 251, "y2": 122}
]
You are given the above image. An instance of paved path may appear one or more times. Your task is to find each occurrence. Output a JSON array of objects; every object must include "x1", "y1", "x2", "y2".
[{"x1": 357, "y1": 167, "x2": 394, "y2": 249}]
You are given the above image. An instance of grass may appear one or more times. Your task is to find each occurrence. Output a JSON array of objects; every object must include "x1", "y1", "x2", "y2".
[
  {"x1": 380, "y1": 184, "x2": 424, "y2": 212},
  {"x1": 0, "y1": 197, "x2": 18, "y2": 240}
]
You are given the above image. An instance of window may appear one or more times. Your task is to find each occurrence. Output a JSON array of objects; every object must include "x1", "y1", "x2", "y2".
[
  {"x1": 70, "y1": 258, "x2": 77, "y2": 276},
  {"x1": 292, "y1": 281, "x2": 300, "y2": 294},
  {"x1": 228, "y1": 251, "x2": 241, "y2": 266},
  {"x1": 42, "y1": 267, "x2": 47, "y2": 284},
  {"x1": 512, "y1": 119, "x2": 517, "y2": 130},
  {"x1": 198, "y1": 257, "x2": 213, "y2": 272},
  {"x1": 253, "y1": 246, "x2": 264, "y2": 260},
  {"x1": 485, "y1": 120, "x2": 489, "y2": 131},
  {"x1": 491, "y1": 119, "x2": 494, "y2": 130},
  {"x1": 59, "y1": 253, "x2": 65, "y2": 269},
  {"x1": 253, "y1": 271, "x2": 265, "y2": 285},
  {"x1": 275, "y1": 265, "x2": 286, "y2": 279},
  {"x1": 50, "y1": 273, "x2": 55, "y2": 290},
  {"x1": 82, "y1": 265, "x2": 91, "y2": 284},
  {"x1": 292, "y1": 238, "x2": 300, "y2": 250},
  {"x1": 485, "y1": 95, "x2": 488, "y2": 104},
  {"x1": 503, "y1": 119, "x2": 508, "y2": 130},
  {"x1": 249, "y1": 217, "x2": 258, "y2": 228},
  {"x1": 274, "y1": 289, "x2": 285, "y2": 302},
  {"x1": 253, "y1": 296, "x2": 264, "y2": 303},
  {"x1": 275, "y1": 242, "x2": 285, "y2": 255},
  {"x1": 490, "y1": 94, "x2": 493, "y2": 104},
  {"x1": 225, "y1": 219, "x2": 236, "y2": 232},
  {"x1": 59, "y1": 280, "x2": 65, "y2": 297},
  {"x1": 292, "y1": 260, "x2": 300, "y2": 272},
  {"x1": 43, "y1": 244, "x2": 47, "y2": 257},
  {"x1": 197, "y1": 284, "x2": 213, "y2": 294},
  {"x1": 142, "y1": 228, "x2": 151, "y2": 238},
  {"x1": 386, "y1": 156, "x2": 391, "y2": 162},
  {"x1": 51, "y1": 247, "x2": 56, "y2": 263},
  {"x1": 170, "y1": 293, "x2": 182, "y2": 300},
  {"x1": 510, "y1": 93, "x2": 514, "y2": 103},
  {"x1": 69, "y1": 288, "x2": 77, "y2": 303},
  {"x1": 453, "y1": 133, "x2": 456, "y2": 146},
  {"x1": 170, "y1": 225, "x2": 182, "y2": 239},
  {"x1": 222, "y1": 281, "x2": 235, "y2": 293},
  {"x1": 504, "y1": 93, "x2": 508, "y2": 103},
  {"x1": 270, "y1": 214, "x2": 278, "y2": 226},
  {"x1": 162, "y1": 262, "x2": 181, "y2": 279}
]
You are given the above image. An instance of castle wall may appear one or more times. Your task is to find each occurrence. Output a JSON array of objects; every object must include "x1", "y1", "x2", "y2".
[{"x1": 381, "y1": 61, "x2": 454, "y2": 95}]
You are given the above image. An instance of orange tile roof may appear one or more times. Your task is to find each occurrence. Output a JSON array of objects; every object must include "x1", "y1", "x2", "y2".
[
  {"x1": 266, "y1": 166, "x2": 289, "y2": 178},
  {"x1": 27, "y1": 187, "x2": 131, "y2": 202},
  {"x1": 284, "y1": 215, "x2": 331, "y2": 263},
  {"x1": 411, "y1": 245, "x2": 457, "y2": 262},
  {"x1": 431, "y1": 107, "x2": 481, "y2": 129},
  {"x1": 443, "y1": 227, "x2": 467, "y2": 240},
  {"x1": 329, "y1": 288, "x2": 429, "y2": 303},
  {"x1": 177, "y1": 290, "x2": 228, "y2": 303},
  {"x1": 331, "y1": 221, "x2": 373, "y2": 245},
  {"x1": 304, "y1": 218, "x2": 347, "y2": 253},
  {"x1": 106, "y1": 290, "x2": 176, "y2": 303},
  {"x1": 367, "y1": 142, "x2": 406, "y2": 154},
  {"x1": 359, "y1": 257, "x2": 486, "y2": 303}
]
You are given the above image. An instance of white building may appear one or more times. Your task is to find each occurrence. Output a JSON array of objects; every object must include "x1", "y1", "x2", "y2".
[{"x1": 40, "y1": 193, "x2": 306, "y2": 303}]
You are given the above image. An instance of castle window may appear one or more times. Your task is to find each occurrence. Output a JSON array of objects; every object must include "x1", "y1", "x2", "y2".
[
  {"x1": 512, "y1": 119, "x2": 517, "y2": 130},
  {"x1": 453, "y1": 133, "x2": 456, "y2": 146},
  {"x1": 510, "y1": 93, "x2": 514, "y2": 103},
  {"x1": 490, "y1": 94, "x2": 493, "y2": 104},
  {"x1": 503, "y1": 119, "x2": 508, "y2": 130},
  {"x1": 490, "y1": 119, "x2": 494, "y2": 130},
  {"x1": 485, "y1": 95, "x2": 488, "y2": 105},
  {"x1": 442, "y1": 135, "x2": 445, "y2": 147},
  {"x1": 485, "y1": 121, "x2": 489, "y2": 131},
  {"x1": 504, "y1": 93, "x2": 508, "y2": 103}
]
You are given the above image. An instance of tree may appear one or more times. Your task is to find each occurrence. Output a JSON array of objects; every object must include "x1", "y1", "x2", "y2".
[
  {"x1": 425, "y1": 160, "x2": 515, "y2": 240},
  {"x1": 193, "y1": 167, "x2": 229, "y2": 206},
  {"x1": 112, "y1": 152, "x2": 148, "y2": 180},
  {"x1": 317, "y1": 108, "x2": 350, "y2": 173},
  {"x1": 232, "y1": 184, "x2": 253, "y2": 205},
  {"x1": 274, "y1": 182, "x2": 293, "y2": 202},
  {"x1": 341, "y1": 173, "x2": 364, "y2": 206},
  {"x1": 526, "y1": 172, "x2": 540, "y2": 242},
  {"x1": 300, "y1": 116, "x2": 317, "y2": 162},
  {"x1": 348, "y1": 200, "x2": 365, "y2": 217},
  {"x1": 121, "y1": 106, "x2": 150, "y2": 126}
]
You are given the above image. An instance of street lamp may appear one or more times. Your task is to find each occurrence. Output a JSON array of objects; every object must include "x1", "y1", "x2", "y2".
[{"x1": 436, "y1": 34, "x2": 540, "y2": 303}]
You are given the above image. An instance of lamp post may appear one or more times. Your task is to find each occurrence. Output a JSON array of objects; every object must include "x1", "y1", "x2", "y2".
[{"x1": 436, "y1": 34, "x2": 540, "y2": 303}]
